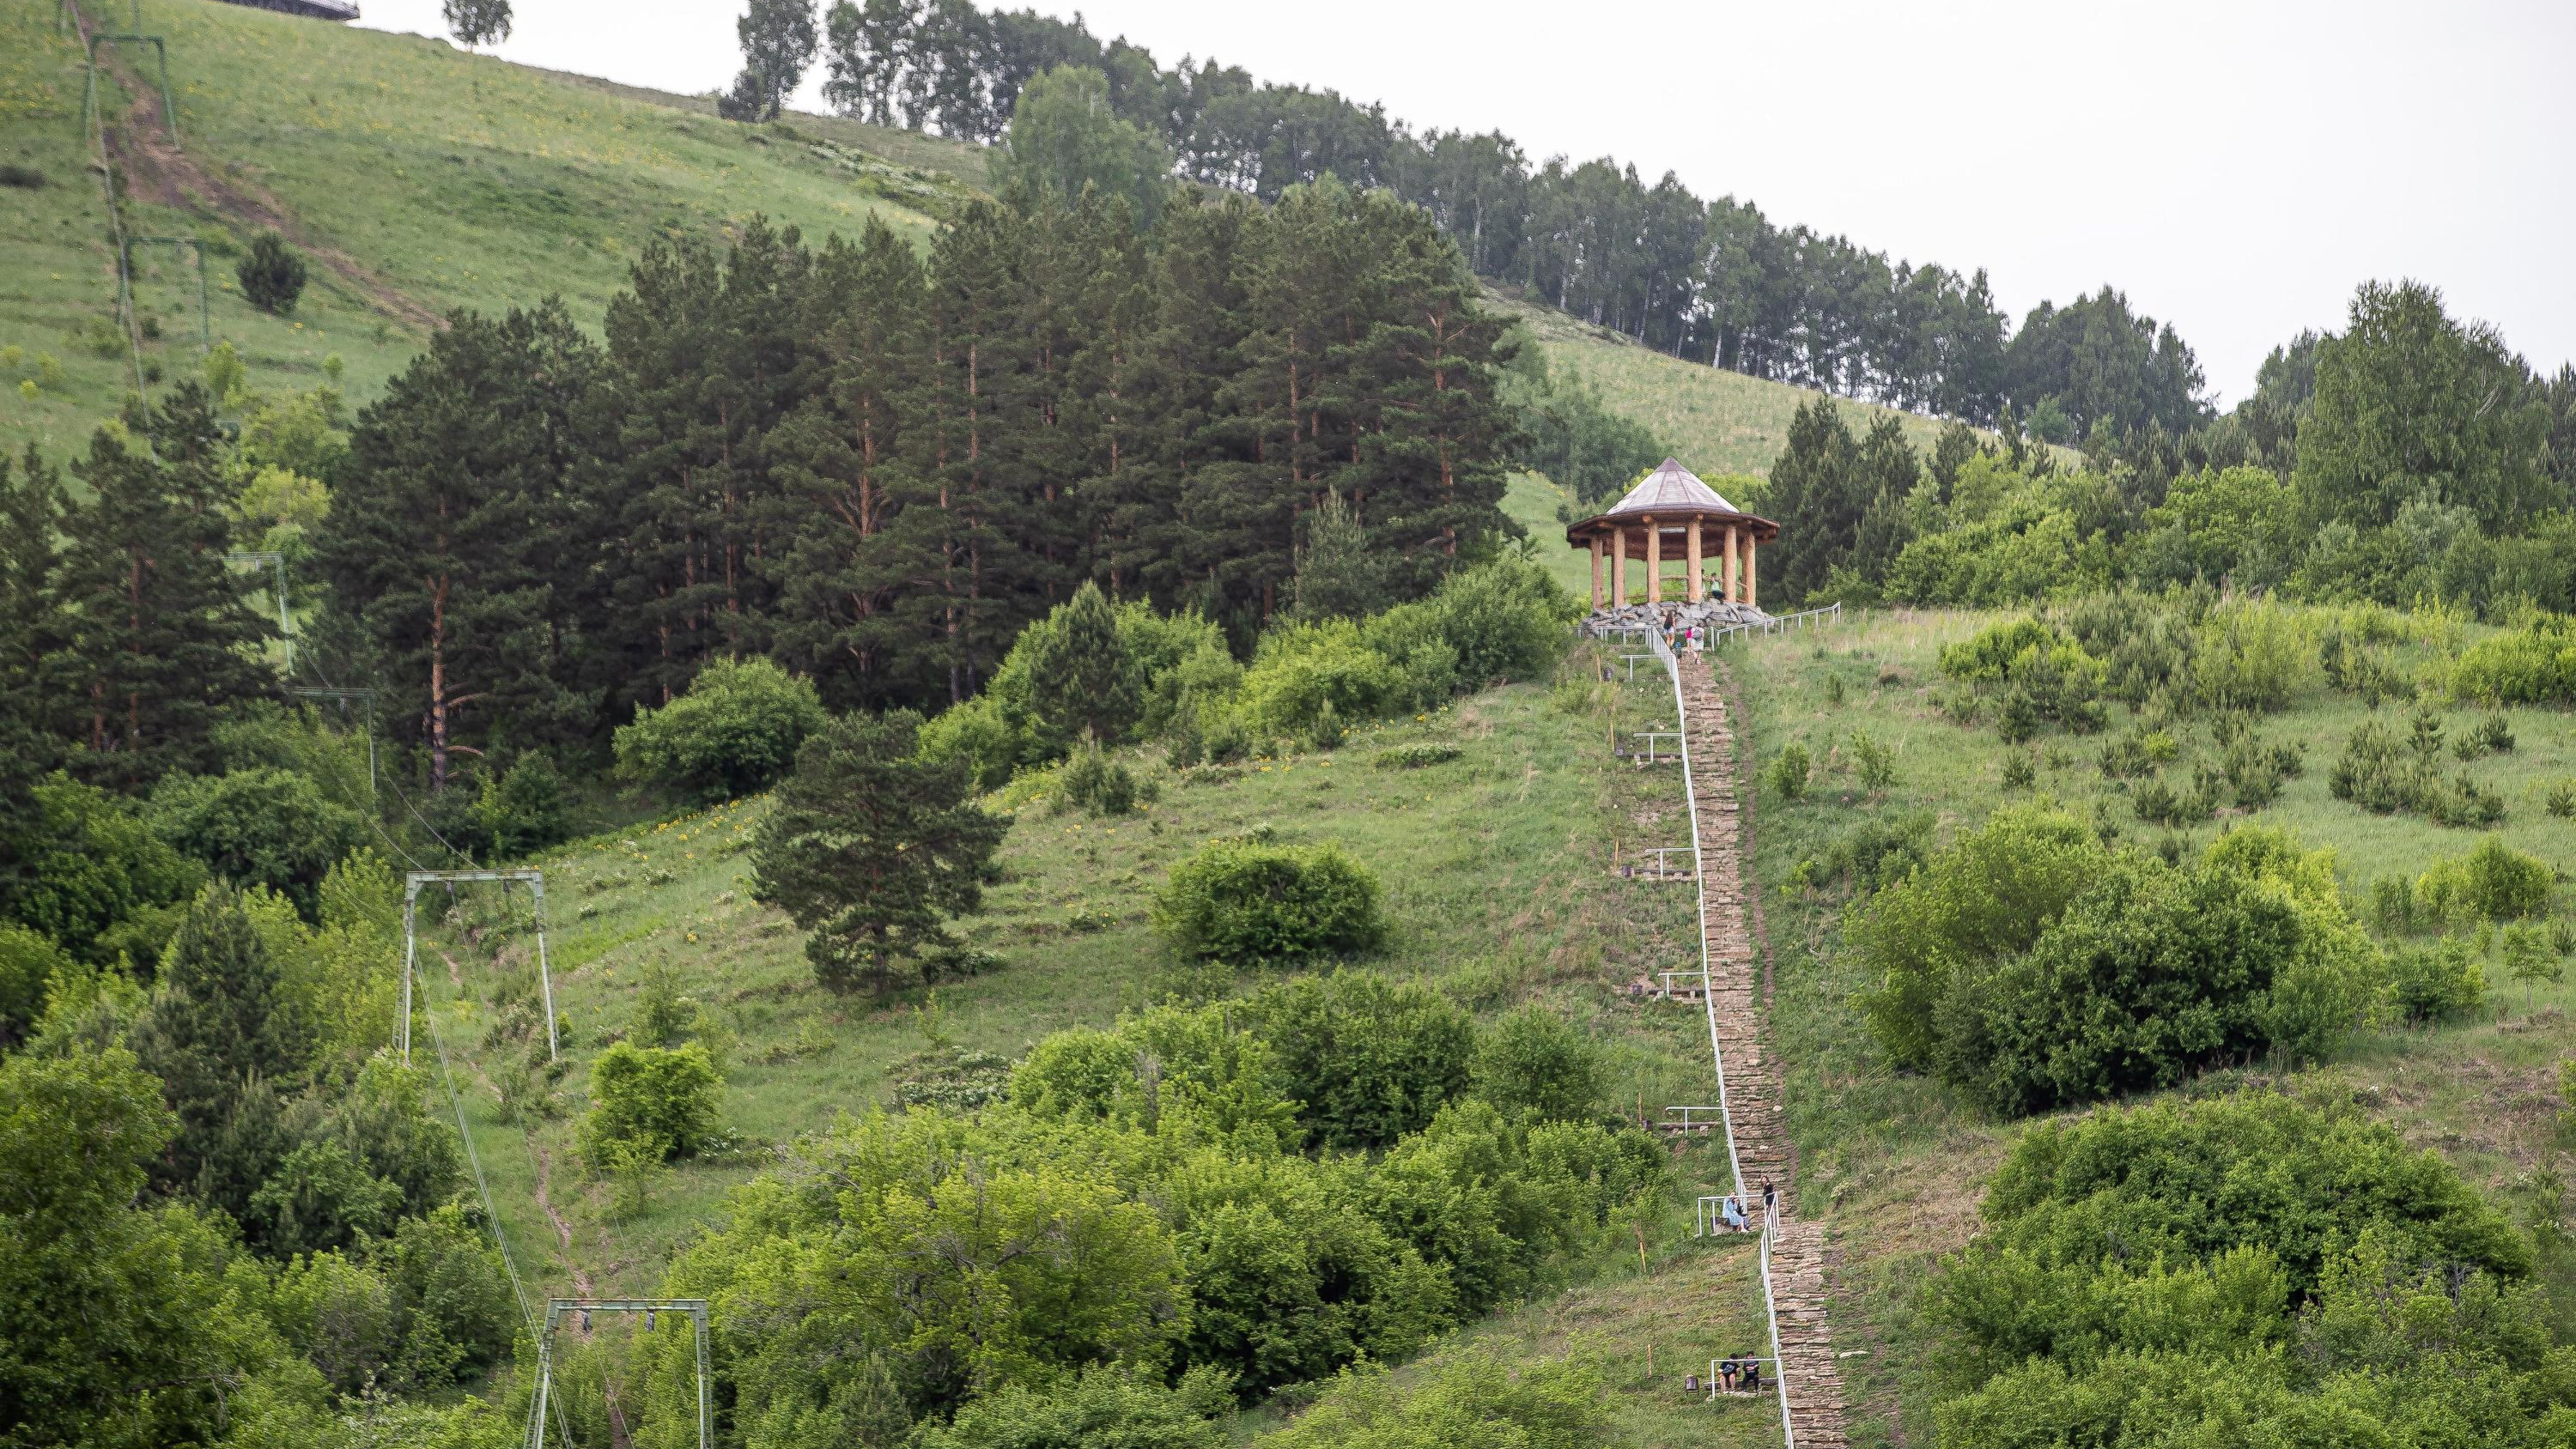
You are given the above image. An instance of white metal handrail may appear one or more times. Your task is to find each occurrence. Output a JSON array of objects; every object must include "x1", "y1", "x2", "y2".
[{"x1": 1647, "y1": 627, "x2": 1798, "y2": 1446}]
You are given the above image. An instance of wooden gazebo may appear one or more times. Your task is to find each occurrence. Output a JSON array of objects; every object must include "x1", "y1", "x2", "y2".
[{"x1": 1564, "y1": 458, "x2": 1780, "y2": 611}]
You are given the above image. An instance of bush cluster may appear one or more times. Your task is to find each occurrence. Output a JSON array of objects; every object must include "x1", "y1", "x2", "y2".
[
  {"x1": 657, "y1": 1000, "x2": 1657, "y2": 1421},
  {"x1": 615, "y1": 657, "x2": 827, "y2": 803},
  {"x1": 1937, "y1": 616, "x2": 2107, "y2": 738},
  {"x1": 923, "y1": 560, "x2": 1577, "y2": 787},
  {"x1": 580, "y1": 1041, "x2": 724, "y2": 1165},
  {"x1": 2451, "y1": 614, "x2": 2576, "y2": 704},
  {"x1": 1853, "y1": 813, "x2": 2375, "y2": 1116},
  {"x1": 1924, "y1": 1094, "x2": 2549, "y2": 1446},
  {"x1": 2327, "y1": 718, "x2": 2506, "y2": 826},
  {"x1": 1151, "y1": 838, "x2": 1387, "y2": 964}
]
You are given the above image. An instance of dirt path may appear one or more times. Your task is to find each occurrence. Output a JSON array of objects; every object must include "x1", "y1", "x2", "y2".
[
  {"x1": 69, "y1": 0, "x2": 444, "y2": 330},
  {"x1": 1676, "y1": 652, "x2": 1850, "y2": 1448}
]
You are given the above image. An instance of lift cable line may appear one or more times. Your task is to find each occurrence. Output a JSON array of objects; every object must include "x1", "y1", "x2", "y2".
[
  {"x1": 525, "y1": 1300, "x2": 714, "y2": 1449},
  {"x1": 400, "y1": 870, "x2": 560, "y2": 1066}
]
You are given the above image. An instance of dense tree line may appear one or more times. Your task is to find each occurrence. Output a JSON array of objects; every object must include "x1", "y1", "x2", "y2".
[
  {"x1": 1755, "y1": 281, "x2": 2576, "y2": 614},
  {"x1": 775, "y1": 0, "x2": 2210, "y2": 433},
  {"x1": 316, "y1": 182, "x2": 1517, "y2": 786}
]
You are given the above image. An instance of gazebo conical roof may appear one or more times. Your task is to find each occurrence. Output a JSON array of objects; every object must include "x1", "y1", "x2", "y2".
[
  {"x1": 1606, "y1": 457, "x2": 1739, "y2": 516},
  {"x1": 1564, "y1": 458, "x2": 1778, "y2": 549}
]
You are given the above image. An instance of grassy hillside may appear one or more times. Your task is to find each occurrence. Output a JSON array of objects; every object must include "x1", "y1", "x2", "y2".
[
  {"x1": 1727, "y1": 608, "x2": 2576, "y2": 1441},
  {"x1": 411, "y1": 669, "x2": 1792, "y2": 1444},
  {"x1": 3, "y1": 0, "x2": 969, "y2": 456}
]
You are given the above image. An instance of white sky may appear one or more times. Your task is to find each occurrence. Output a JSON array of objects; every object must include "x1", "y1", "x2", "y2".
[{"x1": 355, "y1": 0, "x2": 2576, "y2": 404}]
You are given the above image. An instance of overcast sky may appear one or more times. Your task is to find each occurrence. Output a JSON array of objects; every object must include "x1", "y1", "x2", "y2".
[{"x1": 356, "y1": 0, "x2": 2576, "y2": 404}]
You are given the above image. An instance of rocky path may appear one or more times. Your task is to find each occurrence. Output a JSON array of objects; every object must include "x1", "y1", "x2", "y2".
[{"x1": 1674, "y1": 652, "x2": 1848, "y2": 1448}]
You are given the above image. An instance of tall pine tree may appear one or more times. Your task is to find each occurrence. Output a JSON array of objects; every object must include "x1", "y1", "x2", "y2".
[{"x1": 55, "y1": 387, "x2": 275, "y2": 788}]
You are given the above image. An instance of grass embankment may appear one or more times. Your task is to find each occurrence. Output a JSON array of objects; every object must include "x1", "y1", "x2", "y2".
[
  {"x1": 413, "y1": 657, "x2": 1790, "y2": 1444},
  {"x1": 3, "y1": 0, "x2": 964, "y2": 457},
  {"x1": 1726, "y1": 609, "x2": 2576, "y2": 1445}
]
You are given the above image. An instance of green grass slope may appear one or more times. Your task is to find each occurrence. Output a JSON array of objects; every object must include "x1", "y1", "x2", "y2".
[
  {"x1": 1728, "y1": 609, "x2": 2576, "y2": 1442},
  {"x1": 410, "y1": 672, "x2": 1792, "y2": 1444},
  {"x1": 3, "y1": 0, "x2": 969, "y2": 456}
]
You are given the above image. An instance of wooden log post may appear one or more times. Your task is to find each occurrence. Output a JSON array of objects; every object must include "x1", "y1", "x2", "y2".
[
  {"x1": 1746, "y1": 537, "x2": 1758, "y2": 610},
  {"x1": 1612, "y1": 528, "x2": 1629, "y2": 607},
  {"x1": 1686, "y1": 518, "x2": 1704, "y2": 602},
  {"x1": 1589, "y1": 536, "x2": 1604, "y2": 609},
  {"x1": 1644, "y1": 517, "x2": 1662, "y2": 604},
  {"x1": 1723, "y1": 523, "x2": 1740, "y2": 603}
]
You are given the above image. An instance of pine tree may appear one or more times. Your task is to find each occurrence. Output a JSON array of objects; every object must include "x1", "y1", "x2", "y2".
[
  {"x1": 131, "y1": 889, "x2": 313, "y2": 1191},
  {"x1": 1023, "y1": 580, "x2": 1136, "y2": 747},
  {"x1": 768, "y1": 217, "x2": 934, "y2": 709},
  {"x1": 1761, "y1": 397, "x2": 1864, "y2": 607},
  {"x1": 0, "y1": 446, "x2": 68, "y2": 893},
  {"x1": 54, "y1": 387, "x2": 275, "y2": 789},
  {"x1": 325, "y1": 305, "x2": 603, "y2": 791},
  {"x1": 750, "y1": 711, "x2": 1007, "y2": 994}
]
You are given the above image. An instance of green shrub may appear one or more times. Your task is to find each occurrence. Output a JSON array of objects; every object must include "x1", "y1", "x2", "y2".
[
  {"x1": 580, "y1": 1042, "x2": 722, "y2": 1164},
  {"x1": 1851, "y1": 807, "x2": 2106, "y2": 1071},
  {"x1": 1790, "y1": 811, "x2": 1935, "y2": 898},
  {"x1": 2386, "y1": 937, "x2": 2488, "y2": 1022},
  {"x1": 912, "y1": 1366, "x2": 1232, "y2": 1449},
  {"x1": 2413, "y1": 838, "x2": 2551, "y2": 925},
  {"x1": 147, "y1": 767, "x2": 368, "y2": 919},
  {"x1": 2451, "y1": 615, "x2": 2576, "y2": 705},
  {"x1": 1151, "y1": 838, "x2": 1385, "y2": 963},
  {"x1": 614, "y1": 658, "x2": 826, "y2": 803},
  {"x1": 1766, "y1": 742, "x2": 1810, "y2": 801},
  {"x1": 472, "y1": 753, "x2": 570, "y2": 858},
  {"x1": 915, "y1": 693, "x2": 1028, "y2": 793},
  {"x1": 2545, "y1": 777, "x2": 2576, "y2": 819},
  {"x1": 1858, "y1": 819, "x2": 2371, "y2": 1112},
  {"x1": 8, "y1": 777, "x2": 205, "y2": 965},
  {"x1": 2328, "y1": 718, "x2": 2506, "y2": 826},
  {"x1": 1235, "y1": 620, "x2": 1400, "y2": 740},
  {"x1": 1249, "y1": 970, "x2": 1473, "y2": 1149},
  {"x1": 237, "y1": 231, "x2": 309, "y2": 315},
  {"x1": 1373, "y1": 742, "x2": 1461, "y2": 769},
  {"x1": 1471, "y1": 1005, "x2": 1604, "y2": 1123},
  {"x1": 1362, "y1": 557, "x2": 1579, "y2": 690},
  {"x1": 1922, "y1": 1094, "x2": 2543, "y2": 1446},
  {"x1": 2001, "y1": 753, "x2": 2036, "y2": 790},
  {"x1": 2192, "y1": 597, "x2": 2315, "y2": 712},
  {"x1": 1054, "y1": 737, "x2": 1138, "y2": 816},
  {"x1": 1258, "y1": 1349, "x2": 1608, "y2": 1449},
  {"x1": 1850, "y1": 731, "x2": 1898, "y2": 791}
]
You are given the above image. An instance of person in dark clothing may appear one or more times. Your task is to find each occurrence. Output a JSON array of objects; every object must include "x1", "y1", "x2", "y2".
[
  {"x1": 1718, "y1": 1356, "x2": 1739, "y2": 1393},
  {"x1": 1762, "y1": 1179, "x2": 1778, "y2": 1222},
  {"x1": 1743, "y1": 1357, "x2": 1763, "y2": 1392}
]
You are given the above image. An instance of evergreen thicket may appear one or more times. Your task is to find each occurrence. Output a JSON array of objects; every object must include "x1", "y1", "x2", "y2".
[{"x1": 319, "y1": 184, "x2": 1519, "y2": 771}]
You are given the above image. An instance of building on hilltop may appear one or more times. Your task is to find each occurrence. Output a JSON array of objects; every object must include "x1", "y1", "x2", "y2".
[
  {"x1": 214, "y1": 0, "x2": 361, "y2": 20},
  {"x1": 1564, "y1": 457, "x2": 1779, "y2": 621}
]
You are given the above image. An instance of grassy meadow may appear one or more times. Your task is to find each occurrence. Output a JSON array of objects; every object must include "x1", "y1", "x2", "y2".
[
  {"x1": 1720, "y1": 607, "x2": 2576, "y2": 1443},
  {"x1": 3, "y1": 0, "x2": 964, "y2": 457},
  {"x1": 407, "y1": 652, "x2": 1794, "y2": 1444}
]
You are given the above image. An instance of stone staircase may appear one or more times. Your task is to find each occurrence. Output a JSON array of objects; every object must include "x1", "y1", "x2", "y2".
[{"x1": 1674, "y1": 651, "x2": 1849, "y2": 1449}]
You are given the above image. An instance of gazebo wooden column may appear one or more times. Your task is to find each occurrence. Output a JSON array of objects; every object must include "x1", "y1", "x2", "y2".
[
  {"x1": 1746, "y1": 537, "x2": 1758, "y2": 609},
  {"x1": 1612, "y1": 528, "x2": 1628, "y2": 606},
  {"x1": 1589, "y1": 537, "x2": 1604, "y2": 609},
  {"x1": 1686, "y1": 519, "x2": 1704, "y2": 601},
  {"x1": 1643, "y1": 517, "x2": 1661, "y2": 603}
]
